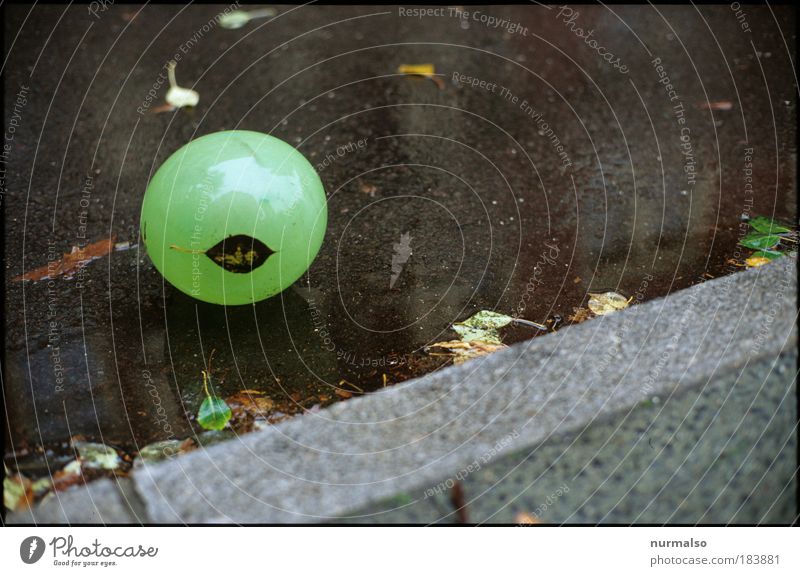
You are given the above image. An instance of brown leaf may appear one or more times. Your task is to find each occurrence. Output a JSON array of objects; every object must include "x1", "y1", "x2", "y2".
[
  {"x1": 226, "y1": 392, "x2": 275, "y2": 419},
  {"x1": 359, "y1": 182, "x2": 377, "y2": 196},
  {"x1": 14, "y1": 236, "x2": 116, "y2": 282},
  {"x1": 427, "y1": 339, "x2": 507, "y2": 364},
  {"x1": 696, "y1": 100, "x2": 733, "y2": 111},
  {"x1": 52, "y1": 461, "x2": 86, "y2": 492},
  {"x1": 567, "y1": 307, "x2": 593, "y2": 324}
]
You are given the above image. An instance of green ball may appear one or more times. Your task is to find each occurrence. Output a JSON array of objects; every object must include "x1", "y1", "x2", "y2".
[{"x1": 140, "y1": 130, "x2": 327, "y2": 305}]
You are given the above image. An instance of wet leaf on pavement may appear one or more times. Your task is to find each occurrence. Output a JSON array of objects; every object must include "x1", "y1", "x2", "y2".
[
  {"x1": 3, "y1": 465, "x2": 32, "y2": 512},
  {"x1": 219, "y1": 8, "x2": 277, "y2": 29},
  {"x1": 198, "y1": 396, "x2": 232, "y2": 431},
  {"x1": 397, "y1": 63, "x2": 445, "y2": 89},
  {"x1": 452, "y1": 310, "x2": 514, "y2": 344},
  {"x1": 587, "y1": 292, "x2": 630, "y2": 316},
  {"x1": 426, "y1": 339, "x2": 508, "y2": 365},
  {"x1": 135, "y1": 439, "x2": 194, "y2": 465},
  {"x1": 739, "y1": 231, "x2": 781, "y2": 250},
  {"x1": 748, "y1": 216, "x2": 791, "y2": 235},
  {"x1": 13, "y1": 236, "x2": 116, "y2": 282},
  {"x1": 73, "y1": 441, "x2": 122, "y2": 470}
]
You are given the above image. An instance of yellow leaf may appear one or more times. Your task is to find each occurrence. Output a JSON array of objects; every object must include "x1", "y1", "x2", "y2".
[
  {"x1": 745, "y1": 256, "x2": 771, "y2": 268},
  {"x1": 398, "y1": 63, "x2": 435, "y2": 76},
  {"x1": 587, "y1": 292, "x2": 629, "y2": 316}
]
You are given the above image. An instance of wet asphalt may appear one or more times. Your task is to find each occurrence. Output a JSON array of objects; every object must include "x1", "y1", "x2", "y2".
[{"x1": 3, "y1": 4, "x2": 795, "y2": 472}]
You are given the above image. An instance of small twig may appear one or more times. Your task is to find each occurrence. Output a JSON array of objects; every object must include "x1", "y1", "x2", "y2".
[
  {"x1": 510, "y1": 318, "x2": 548, "y2": 331},
  {"x1": 339, "y1": 379, "x2": 364, "y2": 393}
]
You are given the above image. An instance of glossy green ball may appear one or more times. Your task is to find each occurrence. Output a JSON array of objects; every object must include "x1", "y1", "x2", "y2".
[{"x1": 141, "y1": 131, "x2": 327, "y2": 305}]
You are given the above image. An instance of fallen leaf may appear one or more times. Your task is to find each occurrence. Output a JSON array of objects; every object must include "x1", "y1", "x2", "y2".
[
  {"x1": 427, "y1": 339, "x2": 508, "y2": 364},
  {"x1": 150, "y1": 103, "x2": 176, "y2": 114},
  {"x1": 3, "y1": 465, "x2": 32, "y2": 512},
  {"x1": 453, "y1": 310, "x2": 514, "y2": 344},
  {"x1": 739, "y1": 231, "x2": 781, "y2": 250},
  {"x1": 568, "y1": 307, "x2": 593, "y2": 323},
  {"x1": 334, "y1": 389, "x2": 352, "y2": 399},
  {"x1": 747, "y1": 216, "x2": 791, "y2": 235},
  {"x1": 165, "y1": 61, "x2": 199, "y2": 109},
  {"x1": 745, "y1": 256, "x2": 771, "y2": 268},
  {"x1": 219, "y1": 8, "x2": 277, "y2": 29},
  {"x1": 226, "y1": 392, "x2": 276, "y2": 418},
  {"x1": 72, "y1": 441, "x2": 121, "y2": 470},
  {"x1": 398, "y1": 63, "x2": 435, "y2": 76},
  {"x1": 587, "y1": 292, "x2": 629, "y2": 316},
  {"x1": 13, "y1": 236, "x2": 116, "y2": 282},
  {"x1": 198, "y1": 396, "x2": 232, "y2": 430},
  {"x1": 697, "y1": 100, "x2": 733, "y2": 111},
  {"x1": 360, "y1": 182, "x2": 377, "y2": 196},
  {"x1": 397, "y1": 63, "x2": 445, "y2": 89},
  {"x1": 515, "y1": 511, "x2": 541, "y2": 525},
  {"x1": 52, "y1": 460, "x2": 85, "y2": 492},
  {"x1": 135, "y1": 439, "x2": 192, "y2": 464}
]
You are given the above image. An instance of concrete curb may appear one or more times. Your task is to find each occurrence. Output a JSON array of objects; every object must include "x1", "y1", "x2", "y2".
[{"x1": 7, "y1": 257, "x2": 797, "y2": 524}]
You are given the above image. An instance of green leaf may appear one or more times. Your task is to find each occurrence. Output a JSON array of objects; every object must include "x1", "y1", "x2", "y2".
[
  {"x1": 452, "y1": 310, "x2": 514, "y2": 344},
  {"x1": 751, "y1": 250, "x2": 783, "y2": 261},
  {"x1": 72, "y1": 441, "x2": 121, "y2": 470},
  {"x1": 739, "y1": 232, "x2": 781, "y2": 250},
  {"x1": 456, "y1": 310, "x2": 513, "y2": 330},
  {"x1": 198, "y1": 396, "x2": 232, "y2": 431},
  {"x1": 453, "y1": 324, "x2": 503, "y2": 345},
  {"x1": 748, "y1": 216, "x2": 791, "y2": 235}
]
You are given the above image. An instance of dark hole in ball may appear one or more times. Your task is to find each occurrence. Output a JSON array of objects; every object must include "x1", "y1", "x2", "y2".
[{"x1": 205, "y1": 235, "x2": 274, "y2": 273}]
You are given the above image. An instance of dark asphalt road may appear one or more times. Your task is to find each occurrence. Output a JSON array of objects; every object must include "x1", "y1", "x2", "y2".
[{"x1": 3, "y1": 4, "x2": 795, "y2": 473}]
